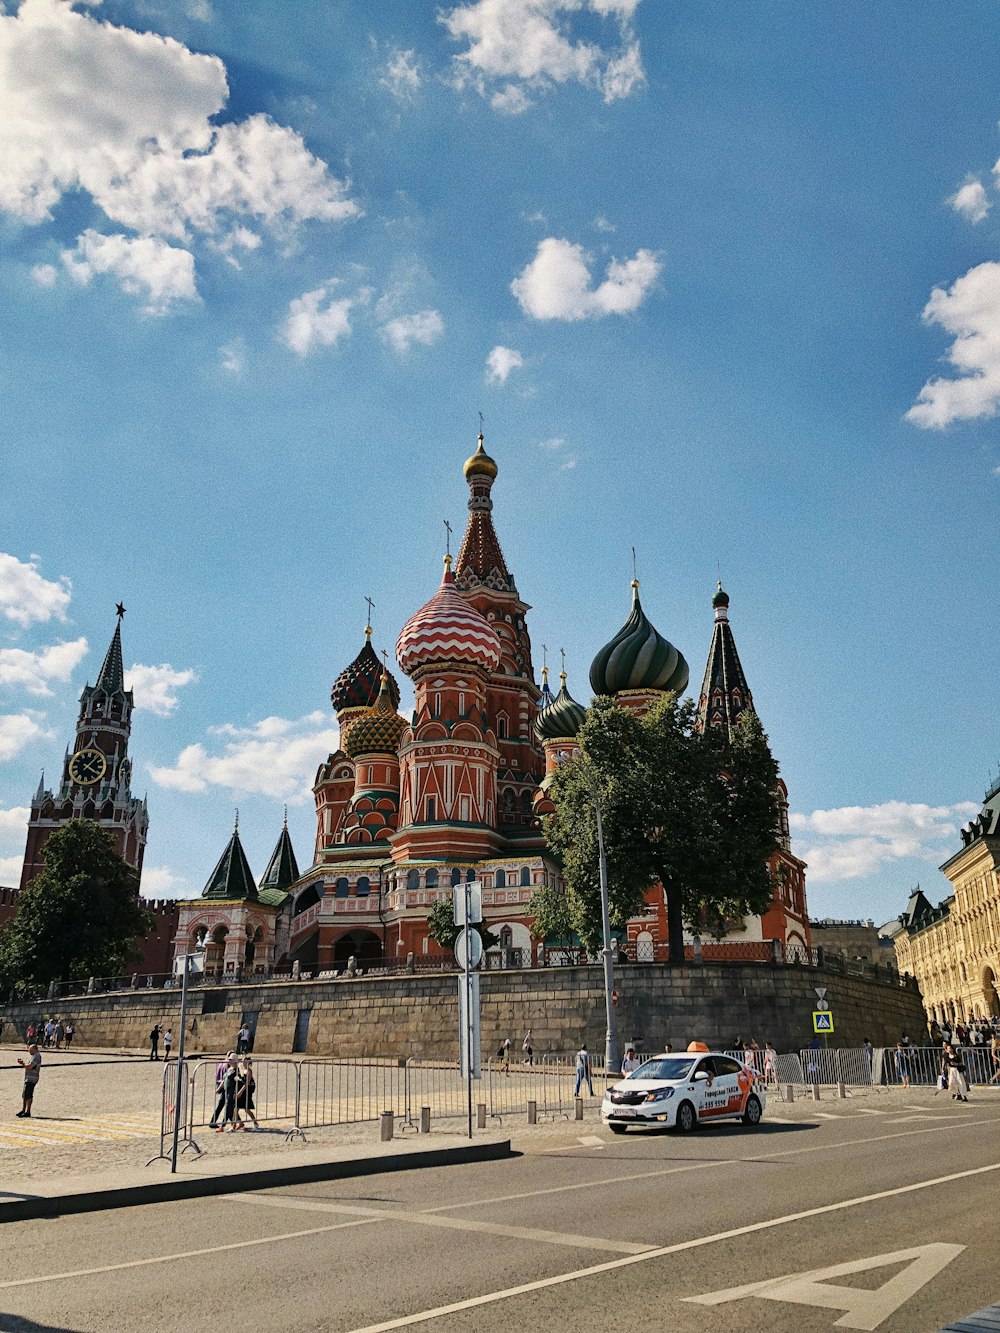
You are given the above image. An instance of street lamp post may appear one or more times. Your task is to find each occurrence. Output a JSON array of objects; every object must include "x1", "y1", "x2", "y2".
[
  {"x1": 593, "y1": 791, "x2": 620, "y2": 1082},
  {"x1": 170, "y1": 943, "x2": 204, "y2": 1174}
]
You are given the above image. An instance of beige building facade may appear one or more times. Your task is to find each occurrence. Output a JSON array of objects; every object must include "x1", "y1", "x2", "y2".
[{"x1": 887, "y1": 779, "x2": 1000, "y2": 1023}]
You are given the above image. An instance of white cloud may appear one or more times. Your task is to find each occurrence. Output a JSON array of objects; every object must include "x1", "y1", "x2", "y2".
[
  {"x1": 486, "y1": 345, "x2": 524, "y2": 382},
  {"x1": 125, "y1": 663, "x2": 197, "y2": 717},
  {"x1": 0, "y1": 855, "x2": 22, "y2": 885},
  {"x1": 790, "y1": 800, "x2": 979, "y2": 883},
  {"x1": 0, "y1": 712, "x2": 46, "y2": 760},
  {"x1": 281, "y1": 282, "x2": 368, "y2": 357},
  {"x1": 906, "y1": 261, "x2": 1000, "y2": 428},
  {"x1": 512, "y1": 236, "x2": 660, "y2": 320},
  {"x1": 62, "y1": 230, "x2": 197, "y2": 314},
  {"x1": 218, "y1": 337, "x2": 245, "y2": 374},
  {"x1": 382, "y1": 49, "x2": 422, "y2": 97},
  {"x1": 0, "y1": 806, "x2": 30, "y2": 840},
  {"x1": 0, "y1": 553, "x2": 71, "y2": 627},
  {"x1": 31, "y1": 263, "x2": 58, "y2": 286},
  {"x1": 0, "y1": 638, "x2": 88, "y2": 696},
  {"x1": 537, "y1": 435, "x2": 578, "y2": 469},
  {"x1": 538, "y1": 435, "x2": 565, "y2": 449},
  {"x1": 186, "y1": 0, "x2": 213, "y2": 20},
  {"x1": 0, "y1": 805, "x2": 28, "y2": 886},
  {"x1": 380, "y1": 309, "x2": 444, "y2": 353},
  {"x1": 949, "y1": 176, "x2": 990, "y2": 225},
  {"x1": 441, "y1": 0, "x2": 645, "y2": 108},
  {"x1": 0, "y1": 0, "x2": 358, "y2": 303},
  {"x1": 593, "y1": 215, "x2": 615, "y2": 233},
  {"x1": 148, "y1": 710, "x2": 339, "y2": 801},
  {"x1": 141, "y1": 864, "x2": 190, "y2": 897}
]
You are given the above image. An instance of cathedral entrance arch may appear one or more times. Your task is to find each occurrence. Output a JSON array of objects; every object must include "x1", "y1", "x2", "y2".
[
  {"x1": 983, "y1": 966, "x2": 1000, "y2": 1018},
  {"x1": 333, "y1": 929, "x2": 382, "y2": 967}
]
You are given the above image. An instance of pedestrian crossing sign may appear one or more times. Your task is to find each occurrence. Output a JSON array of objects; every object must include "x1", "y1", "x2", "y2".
[{"x1": 813, "y1": 1011, "x2": 835, "y2": 1034}]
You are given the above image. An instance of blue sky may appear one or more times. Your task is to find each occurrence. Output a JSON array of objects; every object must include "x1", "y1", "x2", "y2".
[{"x1": 1, "y1": 0, "x2": 998, "y2": 927}]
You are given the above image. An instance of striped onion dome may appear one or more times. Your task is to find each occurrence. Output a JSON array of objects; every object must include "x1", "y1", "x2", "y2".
[
  {"x1": 396, "y1": 556, "x2": 501, "y2": 676},
  {"x1": 589, "y1": 581, "x2": 689, "y2": 697},
  {"x1": 343, "y1": 673, "x2": 406, "y2": 758},
  {"x1": 535, "y1": 671, "x2": 587, "y2": 742},
  {"x1": 332, "y1": 628, "x2": 401, "y2": 714}
]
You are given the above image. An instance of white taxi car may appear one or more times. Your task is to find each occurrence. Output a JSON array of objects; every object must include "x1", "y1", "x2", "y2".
[{"x1": 602, "y1": 1052, "x2": 765, "y2": 1134}]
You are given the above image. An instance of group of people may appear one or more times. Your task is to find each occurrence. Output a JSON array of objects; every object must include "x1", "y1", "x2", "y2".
[
  {"x1": 148, "y1": 1024, "x2": 173, "y2": 1060},
  {"x1": 929, "y1": 1016, "x2": 1000, "y2": 1049},
  {"x1": 209, "y1": 1052, "x2": 258, "y2": 1131},
  {"x1": 24, "y1": 1019, "x2": 73, "y2": 1049}
]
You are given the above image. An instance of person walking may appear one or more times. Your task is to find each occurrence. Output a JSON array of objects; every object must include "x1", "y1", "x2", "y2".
[
  {"x1": 53, "y1": 1020, "x2": 64, "y2": 1050},
  {"x1": 149, "y1": 1024, "x2": 161, "y2": 1060},
  {"x1": 522, "y1": 1030, "x2": 533, "y2": 1066},
  {"x1": 501, "y1": 1038, "x2": 511, "y2": 1076},
  {"x1": 943, "y1": 1043, "x2": 969, "y2": 1101},
  {"x1": 162, "y1": 1028, "x2": 173, "y2": 1061},
  {"x1": 216, "y1": 1058, "x2": 239, "y2": 1131},
  {"x1": 989, "y1": 1033, "x2": 1000, "y2": 1084},
  {"x1": 894, "y1": 1042, "x2": 911, "y2": 1089},
  {"x1": 64, "y1": 1022, "x2": 74, "y2": 1048},
  {"x1": 236, "y1": 1024, "x2": 250, "y2": 1055},
  {"x1": 574, "y1": 1043, "x2": 595, "y2": 1097},
  {"x1": 16, "y1": 1043, "x2": 41, "y2": 1117},
  {"x1": 44, "y1": 1019, "x2": 55, "y2": 1048},
  {"x1": 763, "y1": 1042, "x2": 778, "y2": 1086},
  {"x1": 209, "y1": 1054, "x2": 238, "y2": 1128},
  {"x1": 236, "y1": 1058, "x2": 259, "y2": 1129}
]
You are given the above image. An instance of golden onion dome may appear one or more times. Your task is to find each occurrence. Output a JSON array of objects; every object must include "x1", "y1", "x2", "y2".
[{"x1": 463, "y1": 432, "x2": 498, "y2": 482}]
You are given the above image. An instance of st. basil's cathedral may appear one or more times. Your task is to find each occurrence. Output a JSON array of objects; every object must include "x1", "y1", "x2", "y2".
[{"x1": 171, "y1": 434, "x2": 810, "y2": 977}]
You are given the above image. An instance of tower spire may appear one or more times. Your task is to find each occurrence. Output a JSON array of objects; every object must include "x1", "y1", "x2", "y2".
[
  {"x1": 697, "y1": 581, "x2": 754, "y2": 738},
  {"x1": 95, "y1": 608, "x2": 126, "y2": 693}
]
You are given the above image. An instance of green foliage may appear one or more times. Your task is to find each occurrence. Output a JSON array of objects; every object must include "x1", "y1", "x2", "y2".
[
  {"x1": 426, "y1": 897, "x2": 498, "y2": 954},
  {"x1": 544, "y1": 695, "x2": 782, "y2": 962},
  {"x1": 0, "y1": 820, "x2": 152, "y2": 990},
  {"x1": 527, "y1": 883, "x2": 574, "y2": 942}
]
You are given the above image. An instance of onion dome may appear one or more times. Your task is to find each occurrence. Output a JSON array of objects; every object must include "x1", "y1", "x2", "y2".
[
  {"x1": 332, "y1": 627, "x2": 401, "y2": 714},
  {"x1": 397, "y1": 555, "x2": 501, "y2": 676},
  {"x1": 343, "y1": 672, "x2": 406, "y2": 758},
  {"x1": 535, "y1": 670, "x2": 587, "y2": 742},
  {"x1": 712, "y1": 581, "x2": 730, "y2": 611},
  {"x1": 463, "y1": 432, "x2": 498, "y2": 482},
  {"x1": 589, "y1": 580, "x2": 689, "y2": 697}
]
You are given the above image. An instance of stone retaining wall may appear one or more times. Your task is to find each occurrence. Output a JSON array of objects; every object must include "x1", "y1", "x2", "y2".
[{"x1": 0, "y1": 963, "x2": 926, "y2": 1056}]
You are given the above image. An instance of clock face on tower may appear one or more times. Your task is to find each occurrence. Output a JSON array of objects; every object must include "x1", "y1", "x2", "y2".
[{"x1": 68, "y1": 748, "x2": 107, "y2": 786}]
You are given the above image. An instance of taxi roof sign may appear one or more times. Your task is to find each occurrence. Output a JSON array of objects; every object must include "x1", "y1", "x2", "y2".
[{"x1": 812, "y1": 1011, "x2": 835, "y2": 1034}]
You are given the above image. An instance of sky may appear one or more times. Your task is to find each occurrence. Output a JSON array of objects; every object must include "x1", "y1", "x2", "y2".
[{"x1": 1, "y1": 0, "x2": 999, "y2": 928}]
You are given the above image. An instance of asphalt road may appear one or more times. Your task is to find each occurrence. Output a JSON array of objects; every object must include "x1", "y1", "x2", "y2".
[{"x1": 0, "y1": 1097, "x2": 997, "y2": 1333}]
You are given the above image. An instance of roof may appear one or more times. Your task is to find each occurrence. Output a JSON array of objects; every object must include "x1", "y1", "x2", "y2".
[
  {"x1": 332, "y1": 631, "x2": 401, "y2": 715},
  {"x1": 259, "y1": 820, "x2": 300, "y2": 892},
  {"x1": 397, "y1": 558, "x2": 502, "y2": 675},
  {"x1": 589, "y1": 582, "x2": 689, "y2": 698},
  {"x1": 696, "y1": 584, "x2": 755, "y2": 738},
  {"x1": 201, "y1": 824, "x2": 258, "y2": 901},
  {"x1": 455, "y1": 437, "x2": 516, "y2": 595}
]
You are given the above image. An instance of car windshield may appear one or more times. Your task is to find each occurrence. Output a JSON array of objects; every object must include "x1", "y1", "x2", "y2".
[{"x1": 628, "y1": 1057, "x2": 694, "y2": 1082}]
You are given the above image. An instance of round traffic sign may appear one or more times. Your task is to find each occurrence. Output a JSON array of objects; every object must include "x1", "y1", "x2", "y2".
[
  {"x1": 816, "y1": 999, "x2": 830, "y2": 1011},
  {"x1": 454, "y1": 927, "x2": 483, "y2": 971},
  {"x1": 611, "y1": 989, "x2": 619, "y2": 1007}
]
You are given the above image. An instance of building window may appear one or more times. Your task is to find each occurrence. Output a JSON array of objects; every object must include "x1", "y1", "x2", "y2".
[
  {"x1": 496, "y1": 869, "x2": 507, "y2": 889},
  {"x1": 407, "y1": 869, "x2": 420, "y2": 891},
  {"x1": 426, "y1": 797, "x2": 436, "y2": 821},
  {"x1": 520, "y1": 866, "x2": 531, "y2": 887},
  {"x1": 497, "y1": 715, "x2": 508, "y2": 739},
  {"x1": 467, "y1": 868, "x2": 476, "y2": 882},
  {"x1": 335, "y1": 877, "x2": 349, "y2": 898},
  {"x1": 426, "y1": 868, "x2": 439, "y2": 889},
  {"x1": 356, "y1": 876, "x2": 370, "y2": 897},
  {"x1": 450, "y1": 867, "x2": 461, "y2": 887}
]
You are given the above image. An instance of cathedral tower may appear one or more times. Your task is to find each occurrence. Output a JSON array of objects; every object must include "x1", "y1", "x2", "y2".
[{"x1": 20, "y1": 607, "x2": 147, "y2": 890}]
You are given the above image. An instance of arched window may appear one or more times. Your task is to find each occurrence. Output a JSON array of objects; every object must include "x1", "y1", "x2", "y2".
[
  {"x1": 450, "y1": 867, "x2": 461, "y2": 887},
  {"x1": 503, "y1": 789, "x2": 515, "y2": 815},
  {"x1": 426, "y1": 868, "x2": 439, "y2": 888},
  {"x1": 499, "y1": 926, "x2": 513, "y2": 949},
  {"x1": 520, "y1": 866, "x2": 531, "y2": 887},
  {"x1": 496, "y1": 869, "x2": 506, "y2": 888},
  {"x1": 466, "y1": 868, "x2": 476, "y2": 882},
  {"x1": 335, "y1": 877, "x2": 350, "y2": 898},
  {"x1": 520, "y1": 791, "x2": 532, "y2": 814},
  {"x1": 356, "y1": 876, "x2": 370, "y2": 897},
  {"x1": 497, "y1": 715, "x2": 508, "y2": 739},
  {"x1": 407, "y1": 869, "x2": 420, "y2": 891}
]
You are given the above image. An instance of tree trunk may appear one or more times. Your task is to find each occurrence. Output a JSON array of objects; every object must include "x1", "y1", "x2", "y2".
[{"x1": 665, "y1": 880, "x2": 686, "y2": 966}]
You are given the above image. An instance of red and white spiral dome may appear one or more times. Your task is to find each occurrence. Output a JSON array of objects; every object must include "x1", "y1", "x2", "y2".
[{"x1": 396, "y1": 558, "x2": 501, "y2": 676}]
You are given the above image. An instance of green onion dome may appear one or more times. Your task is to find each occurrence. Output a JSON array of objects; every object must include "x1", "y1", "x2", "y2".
[
  {"x1": 535, "y1": 671, "x2": 587, "y2": 742},
  {"x1": 332, "y1": 628, "x2": 401, "y2": 715},
  {"x1": 589, "y1": 581, "x2": 689, "y2": 697},
  {"x1": 712, "y1": 581, "x2": 730, "y2": 610},
  {"x1": 343, "y1": 673, "x2": 406, "y2": 758}
]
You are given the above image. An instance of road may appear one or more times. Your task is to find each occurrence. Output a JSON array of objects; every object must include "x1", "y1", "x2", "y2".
[{"x1": 0, "y1": 1095, "x2": 997, "y2": 1333}]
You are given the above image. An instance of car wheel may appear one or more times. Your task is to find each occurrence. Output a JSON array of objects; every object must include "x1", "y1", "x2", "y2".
[
  {"x1": 608, "y1": 1122, "x2": 628, "y2": 1135},
  {"x1": 675, "y1": 1100, "x2": 697, "y2": 1133},
  {"x1": 742, "y1": 1094, "x2": 762, "y2": 1127}
]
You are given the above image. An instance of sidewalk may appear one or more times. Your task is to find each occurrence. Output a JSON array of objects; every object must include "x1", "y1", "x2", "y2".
[{"x1": 0, "y1": 1131, "x2": 514, "y2": 1224}]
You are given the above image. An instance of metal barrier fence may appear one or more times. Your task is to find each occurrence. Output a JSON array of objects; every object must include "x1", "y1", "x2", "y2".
[
  {"x1": 146, "y1": 1058, "x2": 193, "y2": 1164},
  {"x1": 794, "y1": 1045, "x2": 1000, "y2": 1089}
]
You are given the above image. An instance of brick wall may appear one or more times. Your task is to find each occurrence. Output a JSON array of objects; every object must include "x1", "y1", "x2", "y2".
[{"x1": 0, "y1": 963, "x2": 927, "y2": 1056}]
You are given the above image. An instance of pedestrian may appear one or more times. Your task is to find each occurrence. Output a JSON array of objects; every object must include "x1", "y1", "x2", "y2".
[
  {"x1": 574, "y1": 1043, "x2": 594, "y2": 1097},
  {"x1": 501, "y1": 1038, "x2": 511, "y2": 1076},
  {"x1": 209, "y1": 1054, "x2": 237, "y2": 1128},
  {"x1": 522, "y1": 1030, "x2": 533, "y2": 1066},
  {"x1": 763, "y1": 1042, "x2": 777, "y2": 1086},
  {"x1": 621, "y1": 1046, "x2": 641, "y2": 1077},
  {"x1": 236, "y1": 1058, "x2": 259, "y2": 1129},
  {"x1": 215, "y1": 1058, "x2": 239, "y2": 1132},
  {"x1": 943, "y1": 1044, "x2": 969, "y2": 1102},
  {"x1": 732, "y1": 1033, "x2": 743, "y2": 1054},
  {"x1": 894, "y1": 1042, "x2": 910, "y2": 1089},
  {"x1": 662, "y1": 1042, "x2": 673, "y2": 1054},
  {"x1": 162, "y1": 1028, "x2": 173, "y2": 1060},
  {"x1": 16, "y1": 1043, "x2": 41, "y2": 1117},
  {"x1": 989, "y1": 1034, "x2": 1000, "y2": 1084},
  {"x1": 25, "y1": 1023, "x2": 35, "y2": 1045},
  {"x1": 44, "y1": 1019, "x2": 55, "y2": 1048},
  {"x1": 900, "y1": 1031, "x2": 911, "y2": 1049},
  {"x1": 64, "y1": 1022, "x2": 74, "y2": 1048},
  {"x1": 53, "y1": 1020, "x2": 64, "y2": 1050},
  {"x1": 236, "y1": 1023, "x2": 250, "y2": 1055},
  {"x1": 149, "y1": 1023, "x2": 161, "y2": 1060}
]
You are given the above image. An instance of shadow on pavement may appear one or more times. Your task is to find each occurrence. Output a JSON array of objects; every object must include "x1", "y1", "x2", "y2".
[{"x1": 0, "y1": 1315, "x2": 83, "y2": 1332}]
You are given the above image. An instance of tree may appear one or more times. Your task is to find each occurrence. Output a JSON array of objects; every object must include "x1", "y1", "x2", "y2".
[
  {"x1": 426, "y1": 899, "x2": 498, "y2": 954},
  {"x1": 0, "y1": 820, "x2": 152, "y2": 990},
  {"x1": 543, "y1": 695, "x2": 781, "y2": 964}
]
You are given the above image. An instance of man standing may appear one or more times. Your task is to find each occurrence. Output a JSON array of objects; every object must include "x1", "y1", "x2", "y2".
[
  {"x1": 574, "y1": 1043, "x2": 594, "y2": 1097},
  {"x1": 522, "y1": 1030, "x2": 533, "y2": 1066},
  {"x1": 149, "y1": 1024, "x2": 161, "y2": 1060},
  {"x1": 16, "y1": 1044, "x2": 41, "y2": 1117},
  {"x1": 162, "y1": 1028, "x2": 173, "y2": 1061}
]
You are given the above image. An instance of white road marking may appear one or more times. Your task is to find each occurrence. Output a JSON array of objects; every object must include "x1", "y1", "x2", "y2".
[
  {"x1": 886, "y1": 1115, "x2": 951, "y2": 1123},
  {"x1": 852, "y1": 1108, "x2": 885, "y2": 1115},
  {"x1": 685, "y1": 1242, "x2": 964, "y2": 1331},
  {"x1": 344, "y1": 1163, "x2": 1000, "y2": 1333},
  {"x1": 229, "y1": 1193, "x2": 651, "y2": 1254},
  {"x1": 812, "y1": 1112, "x2": 841, "y2": 1119}
]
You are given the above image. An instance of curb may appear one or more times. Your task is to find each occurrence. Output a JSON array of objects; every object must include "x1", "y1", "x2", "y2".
[{"x1": 0, "y1": 1139, "x2": 514, "y2": 1224}]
